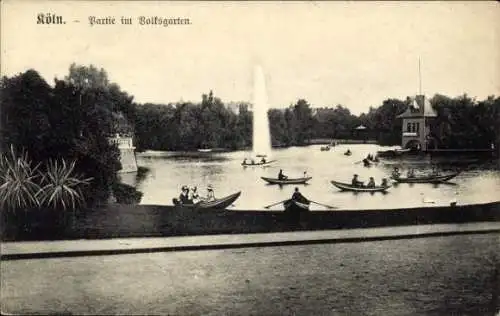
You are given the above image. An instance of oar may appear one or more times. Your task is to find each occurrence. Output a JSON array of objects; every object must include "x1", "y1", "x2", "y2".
[
  {"x1": 264, "y1": 199, "x2": 289, "y2": 209},
  {"x1": 308, "y1": 200, "x2": 338, "y2": 209}
]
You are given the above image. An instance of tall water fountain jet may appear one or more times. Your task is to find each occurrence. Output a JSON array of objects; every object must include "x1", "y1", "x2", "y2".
[{"x1": 252, "y1": 65, "x2": 272, "y2": 157}]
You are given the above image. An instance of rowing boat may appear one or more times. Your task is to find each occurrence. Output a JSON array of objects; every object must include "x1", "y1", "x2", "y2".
[
  {"x1": 283, "y1": 199, "x2": 310, "y2": 212},
  {"x1": 392, "y1": 172, "x2": 459, "y2": 184},
  {"x1": 331, "y1": 180, "x2": 391, "y2": 193},
  {"x1": 376, "y1": 148, "x2": 411, "y2": 158},
  {"x1": 242, "y1": 160, "x2": 276, "y2": 166},
  {"x1": 172, "y1": 191, "x2": 241, "y2": 209},
  {"x1": 261, "y1": 176, "x2": 312, "y2": 185}
]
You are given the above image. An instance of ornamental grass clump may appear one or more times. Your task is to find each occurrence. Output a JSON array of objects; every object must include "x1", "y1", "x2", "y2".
[
  {"x1": 0, "y1": 146, "x2": 93, "y2": 212},
  {"x1": 0, "y1": 146, "x2": 41, "y2": 211},
  {"x1": 36, "y1": 159, "x2": 93, "y2": 211}
]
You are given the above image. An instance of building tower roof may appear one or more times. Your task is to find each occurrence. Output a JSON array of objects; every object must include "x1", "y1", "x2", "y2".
[{"x1": 396, "y1": 95, "x2": 437, "y2": 119}]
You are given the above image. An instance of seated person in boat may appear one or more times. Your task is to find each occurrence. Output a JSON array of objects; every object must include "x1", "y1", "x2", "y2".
[
  {"x1": 351, "y1": 174, "x2": 364, "y2": 187},
  {"x1": 251, "y1": 159, "x2": 255, "y2": 165},
  {"x1": 291, "y1": 187, "x2": 309, "y2": 204},
  {"x1": 367, "y1": 177, "x2": 376, "y2": 188},
  {"x1": 278, "y1": 169, "x2": 288, "y2": 180},
  {"x1": 345, "y1": 149, "x2": 351, "y2": 155},
  {"x1": 407, "y1": 169, "x2": 415, "y2": 178},
  {"x1": 261, "y1": 157, "x2": 266, "y2": 163},
  {"x1": 179, "y1": 185, "x2": 192, "y2": 204},
  {"x1": 242, "y1": 158, "x2": 248, "y2": 165},
  {"x1": 190, "y1": 186, "x2": 200, "y2": 203},
  {"x1": 381, "y1": 178, "x2": 389, "y2": 187},
  {"x1": 206, "y1": 185, "x2": 216, "y2": 201},
  {"x1": 431, "y1": 167, "x2": 440, "y2": 176},
  {"x1": 392, "y1": 167, "x2": 401, "y2": 179},
  {"x1": 363, "y1": 158, "x2": 370, "y2": 167}
]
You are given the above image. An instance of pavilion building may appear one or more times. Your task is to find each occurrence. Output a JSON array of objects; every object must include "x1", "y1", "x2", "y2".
[{"x1": 396, "y1": 95, "x2": 437, "y2": 151}]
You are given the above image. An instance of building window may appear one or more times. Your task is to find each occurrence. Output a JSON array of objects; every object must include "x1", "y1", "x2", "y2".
[
  {"x1": 407, "y1": 123, "x2": 412, "y2": 132},
  {"x1": 416, "y1": 122, "x2": 420, "y2": 135}
]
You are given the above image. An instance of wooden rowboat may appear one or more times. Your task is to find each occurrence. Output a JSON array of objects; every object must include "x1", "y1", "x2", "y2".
[
  {"x1": 331, "y1": 180, "x2": 391, "y2": 193},
  {"x1": 283, "y1": 199, "x2": 310, "y2": 212},
  {"x1": 376, "y1": 148, "x2": 411, "y2": 158},
  {"x1": 242, "y1": 160, "x2": 276, "y2": 167},
  {"x1": 261, "y1": 176, "x2": 312, "y2": 185},
  {"x1": 173, "y1": 191, "x2": 241, "y2": 209},
  {"x1": 392, "y1": 172, "x2": 459, "y2": 184}
]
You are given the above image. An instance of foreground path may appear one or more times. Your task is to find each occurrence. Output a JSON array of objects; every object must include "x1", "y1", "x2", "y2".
[
  {"x1": 2, "y1": 227, "x2": 499, "y2": 315},
  {"x1": 2, "y1": 222, "x2": 500, "y2": 260}
]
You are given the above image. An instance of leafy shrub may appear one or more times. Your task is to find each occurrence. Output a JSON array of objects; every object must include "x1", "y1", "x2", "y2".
[{"x1": 112, "y1": 182, "x2": 143, "y2": 204}]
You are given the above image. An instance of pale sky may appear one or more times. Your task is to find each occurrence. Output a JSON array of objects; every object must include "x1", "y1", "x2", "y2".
[{"x1": 1, "y1": 1, "x2": 499, "y2": 114}]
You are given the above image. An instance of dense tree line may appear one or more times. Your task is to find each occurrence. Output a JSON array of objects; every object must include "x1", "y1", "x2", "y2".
[
  {"x1": 133, "y1": 91, "x2": 252, "y2": 151},
  {"x1": 2, "y1": 65, "x2": 499, "y2": 184},
  {"x1": 428, "y1": 94, "x2": 499, "y2": 149}
]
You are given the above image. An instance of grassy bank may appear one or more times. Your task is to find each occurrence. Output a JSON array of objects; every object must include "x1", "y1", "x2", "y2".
[{"x1": 2, "y1": 201, "x2": 500, "y2": 242}]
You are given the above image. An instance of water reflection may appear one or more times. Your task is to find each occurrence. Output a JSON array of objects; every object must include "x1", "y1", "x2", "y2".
[{"x1": 133, "y1": 144, "x2": 500, "y2": 210}]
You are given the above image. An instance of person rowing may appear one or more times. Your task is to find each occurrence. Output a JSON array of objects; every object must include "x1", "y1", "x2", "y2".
[
  {"x1": 278, "y1": 169, "x2": 288, "y2": 180},
  {"x1": 367, "y1": 177, "x2": 376, "y2": 188},
  {"x1": 291, "y1": 187, "x2": 309, "y2": 204},
  {"x1": 351, "y1": 174, "x2": 364, "y2": 187},
  {"x1": 242, "y1": 158, "x2": 248, "y2": 165},
  {"x1": 363, "y1": 158, "x2": 371, "y2": 167}
]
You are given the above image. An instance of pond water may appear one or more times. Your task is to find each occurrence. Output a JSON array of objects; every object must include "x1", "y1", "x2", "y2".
[{"x1": 123, "y1": 144, "x2": 500, "y2": 211}]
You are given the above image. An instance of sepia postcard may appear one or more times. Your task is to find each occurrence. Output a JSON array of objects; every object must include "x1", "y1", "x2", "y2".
[{"x1": 1, "y1": 1, "x2": 499, "y2": 315}]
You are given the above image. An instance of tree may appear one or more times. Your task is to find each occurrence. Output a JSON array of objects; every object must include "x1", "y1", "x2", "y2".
[
  {"x1": 0, "y1": 70, "x2": 53, "y2": 162},
  {"x1": 360, "y1": 98, "x2": 408, "y2": 145},
  {"x1": 292, "y1": 99, "x2": 314, "y2": 145},
  {"x1": 64, "y1": 63, "x2": 136, "y2": 133}
]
